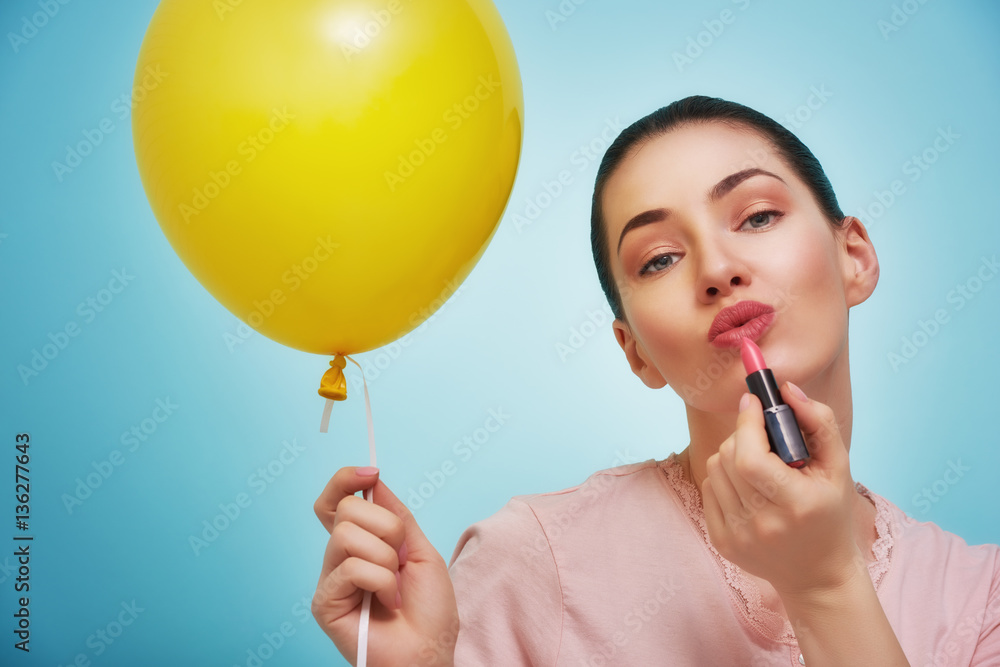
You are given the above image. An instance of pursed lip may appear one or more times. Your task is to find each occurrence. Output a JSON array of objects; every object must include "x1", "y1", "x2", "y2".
[{"x1": 708, "y1": 300, "x2": 776, "y2": 348}]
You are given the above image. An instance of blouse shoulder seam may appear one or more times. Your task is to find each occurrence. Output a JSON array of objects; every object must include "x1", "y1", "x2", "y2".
[{"x1": 513, "y1": 496, "x2": 565, "y2": 665}]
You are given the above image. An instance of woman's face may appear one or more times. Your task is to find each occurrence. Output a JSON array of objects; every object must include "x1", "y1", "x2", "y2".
[{"x1": 604, "y1": 121, "x2": 877, "y2": 413}]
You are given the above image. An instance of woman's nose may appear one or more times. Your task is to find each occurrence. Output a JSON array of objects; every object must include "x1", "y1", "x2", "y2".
[{"x1": 695, "y1": 240, "x2": 749, "y2": 302}]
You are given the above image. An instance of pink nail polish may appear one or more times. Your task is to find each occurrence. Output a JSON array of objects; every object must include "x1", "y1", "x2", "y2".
[
  {"x1": 356, "y1": 466, "x2": 379, "y2": 476},
  {"x1": 786, "y1": 381, "x2": 808, "y2": 402}
]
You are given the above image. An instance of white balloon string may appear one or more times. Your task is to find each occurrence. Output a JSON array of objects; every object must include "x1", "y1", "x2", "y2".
[
  {"x1": 344, "y1": 355, "x2": 377, "y2": 666},
  {"x1": 319, "y1": 398, "x2": 334, "y2": 433}
]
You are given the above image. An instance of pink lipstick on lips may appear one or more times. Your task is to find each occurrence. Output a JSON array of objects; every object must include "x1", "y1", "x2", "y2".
[
  {"x1": 741, "y1": 338, "x2": 810, "y2": 468},
  {"x1": 709, "y1": 301, "x2": 776, "y2": 348}
]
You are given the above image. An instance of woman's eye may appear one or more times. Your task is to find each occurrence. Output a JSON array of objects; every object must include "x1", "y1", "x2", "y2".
[
  {"x1": 639, "y1": 252, "x2": 680, "y2": 276},
  {"x1": 740, "y1": 209, "x2": 782, "y2": 230}
]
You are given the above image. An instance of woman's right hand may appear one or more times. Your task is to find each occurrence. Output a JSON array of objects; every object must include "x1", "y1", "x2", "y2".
[{"x1": 312, "y1": 466, "x2": 459, "y2": 667}]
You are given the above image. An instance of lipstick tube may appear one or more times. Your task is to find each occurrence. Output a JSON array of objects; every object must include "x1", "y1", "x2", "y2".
[{"x1": 741, "y1": 339, "x2": 810, "y2": 468}]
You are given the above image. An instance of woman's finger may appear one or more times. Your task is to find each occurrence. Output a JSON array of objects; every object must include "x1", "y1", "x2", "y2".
[
  {"x1": 701, "y1": 477, "x2": 724, "y2": 538},
  {"x1": 313, "y1": 466, "x2": 381, "y2": 533},
  {"x1": 314, "y1": 556, "x2": 400, "y2": 617},
  {"x1": 332, "y1": 495, "x2": 406, "y2": 552},
  {"x1": 779, "y1": 382, "x2": 849, "y2": 472},
  {"x1": 718, "y1": 418, "x2": 765, "y2": 507},
  {"x1": 321, "y1": 519, "x2": 401, "y2": 585},
  {"x1": 704, "y1": 450, "x2": 744, "y2": 529},
  {"x1": 729, "y1": 392, "x2": 790, "y2": 500},
  {"x1": 364, "y1": 478, "x2": 439, "y2": 567}
]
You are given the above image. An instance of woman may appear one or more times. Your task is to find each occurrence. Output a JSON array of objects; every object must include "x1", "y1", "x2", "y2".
[{"x1": 310, "y1": 96, "x2": 1000, "y2": 666}]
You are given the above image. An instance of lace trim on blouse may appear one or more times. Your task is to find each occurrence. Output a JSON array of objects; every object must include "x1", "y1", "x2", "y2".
[{"x1": 657, "y1": 453, "x2": 895, "y2": 645}]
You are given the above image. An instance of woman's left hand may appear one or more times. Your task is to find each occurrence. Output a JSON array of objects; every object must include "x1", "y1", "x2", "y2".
[{"x1": 701, "y1": 382, "x2": 867, "y2": 598}]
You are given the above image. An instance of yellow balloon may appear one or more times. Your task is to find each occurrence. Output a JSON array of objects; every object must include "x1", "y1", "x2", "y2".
[{"x1": 132, "y1": 0, "x2": 523, "y2": 359}]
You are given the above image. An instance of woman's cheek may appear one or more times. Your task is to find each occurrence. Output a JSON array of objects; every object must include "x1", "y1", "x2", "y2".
[
  {"x1": 630, "y1": 298, "x2": 687, "y2": 365},
  {"x1": 767, "y1": 233, "x2": 833, "y2": 303},
  {"x1": 792, "y1": 221, "x2": 835, "y2": 269}
]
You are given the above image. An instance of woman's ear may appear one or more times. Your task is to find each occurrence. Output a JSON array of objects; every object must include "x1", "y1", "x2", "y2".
[
  {"x1": 838, "y1": 216, "x2": 880, "y2": 307},
  {"x1": 613, "y1": 318, "x2": 668, "y2": 389}
]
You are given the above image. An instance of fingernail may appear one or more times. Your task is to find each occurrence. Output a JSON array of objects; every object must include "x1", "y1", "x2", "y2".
[
  {"x1": 398, "y1": 541, "x2": 407, "y2": 566},
  {"x1": 786, "y1": 381, "x2": 808, "y2": 402},
  {"x1": 356, "y1": 466, "x2": 379, "y2": 476},
  {"x1": 739, "y1": 392, "x2": 750, "y2": 411}
]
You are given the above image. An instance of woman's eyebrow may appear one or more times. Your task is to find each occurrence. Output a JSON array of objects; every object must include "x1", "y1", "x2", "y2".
[
  {"x1": 617, "y1": 208, "x2": 669, "y2": 256},
  {"x1": 616, "y1": 168, "x2": 786, "y2": 257},
  {"x1": 708, "y1": 168, "x2": 786, "y2": 203}
]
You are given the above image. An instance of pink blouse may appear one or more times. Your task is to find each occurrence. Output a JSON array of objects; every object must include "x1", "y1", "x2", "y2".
[{"x1": 447, "y1": 455, "x2": 1000, "y2": 666}]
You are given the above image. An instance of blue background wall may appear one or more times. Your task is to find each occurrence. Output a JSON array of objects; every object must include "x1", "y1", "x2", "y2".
[{"x1": 2, "y1": 0, "x2": 998, "y2": 664}]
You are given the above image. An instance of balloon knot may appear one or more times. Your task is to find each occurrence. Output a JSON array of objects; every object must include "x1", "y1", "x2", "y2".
[{"x1": 318, "y1": 355, "x2": 349, "y2": 400}]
